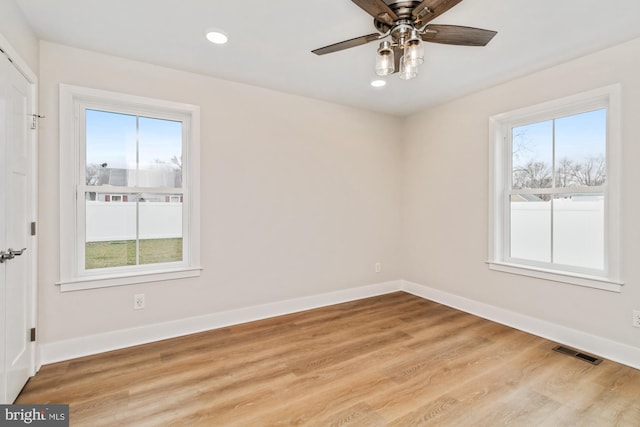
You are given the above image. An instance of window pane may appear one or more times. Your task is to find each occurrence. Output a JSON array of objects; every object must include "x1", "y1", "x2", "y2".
[
  {"x1": 510, "y1": 194, "x2": 551, "y2": 262},
  {"x1": 85, "y1": 192, "x2": 136, "y2": 269},
  {"x1": 553, "y1": 193, "x2": 604, "y2": 270},
  {"x1": 555, "y1": 109, "x2": 606, "y2": 188},
  {"x1": 512, "y1": 121, "x2": 553, "y2": 189},
  {"x1": 138, "y1": 117, "x2": 183, "y2": 188},
  {"x1": 86, "y1": 109, "x2": 137, "y2": 187},
  {"x1": 139, "y1": 193, "x2": 183, "y2": 264}
]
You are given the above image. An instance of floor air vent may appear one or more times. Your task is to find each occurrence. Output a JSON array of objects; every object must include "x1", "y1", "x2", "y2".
[{"x1": 552, "y1": 345, "x2": 603, "y2": 365}]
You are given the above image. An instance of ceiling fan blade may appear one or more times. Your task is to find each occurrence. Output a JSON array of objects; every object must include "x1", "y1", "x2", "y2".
[
  {"x1": 421, "y1": 24, "x2": 497, "y2": 46},
  {"x1": 312, "y1": 33, "x2": 380, "y2": 55},
  {"x1": 413, "y1": 0, "x2": 464, "y2": 24},
  {"x1": 351, "y1": 0, "x2": 398, "y2": 25},
  {"x1": 412, "y1": 0, "x2": 432, "y2": 20}
]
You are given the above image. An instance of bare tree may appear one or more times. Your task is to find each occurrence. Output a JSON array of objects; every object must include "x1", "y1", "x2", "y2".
[
  {"x1": 86, "y1": 163, "x2": 108, "y2": 185},
  {"x1": 153, "y1": 155, "x2": 181, "y2": 170},
  {"x1": 512, "y1": 130, "x2": 534, "y2": 167},
  {"x1": 555, "y1": 155, "x2": 606, "y2": 187},
  {"x1": 513, "y1": 161, "x2": 552, "y2": 189},
  {"x1": 555, "y1": 157, "x2": 574, "y2": 188},
  {"x1": 571, "y1": 155, "x2": 606, "y2": 186},
  {"x1": 153, "y1": 155, "x2": 182, "y2": 187},
  {"x1": 170, "y1": 155, "x2": 182, "y2": 170},
  {"x1": 85, "y1": 163, "x2": 109, "y2": 201}
]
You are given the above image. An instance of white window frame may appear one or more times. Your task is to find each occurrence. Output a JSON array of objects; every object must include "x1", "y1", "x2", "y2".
[
  {"x1": 488, "y1": 84, "x2": 622, "y2": 292},
  {"x1": 58, "y1": 84, "x2": 201, "y2": 291}
]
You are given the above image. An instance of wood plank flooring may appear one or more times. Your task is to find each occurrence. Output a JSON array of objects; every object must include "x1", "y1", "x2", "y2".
[{"x1": 16, "y1": 292, "x2": 640, "y2": 426}]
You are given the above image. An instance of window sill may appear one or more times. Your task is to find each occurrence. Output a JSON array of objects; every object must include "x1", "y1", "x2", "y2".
[
  {"x1": 487, "y1": 261, "x2": 622, "y2": 293},
  {"x1": 56, "y1": 267, "x2": 202, "y2": 292}
]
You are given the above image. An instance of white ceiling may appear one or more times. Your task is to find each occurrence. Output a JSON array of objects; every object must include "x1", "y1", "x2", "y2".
[{"x1": 15, "y1": 0, "x2": 640, "y2": 116}]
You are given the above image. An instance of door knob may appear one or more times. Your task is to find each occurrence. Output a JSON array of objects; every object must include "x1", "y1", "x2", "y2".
[
  {"x1": 8, "y1": 248, "x2": 26, "y2": 256},
  {"x1": 0, "y1": 251, "x2": 13, "y2": 263},
  {"x1": 0, "y1": 248, "x2": 26, "y2": 263}
]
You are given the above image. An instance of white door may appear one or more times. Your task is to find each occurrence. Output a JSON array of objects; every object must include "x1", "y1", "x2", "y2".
[{"x1": 0, "y1": 50, "x2": 34, "y2": 404}]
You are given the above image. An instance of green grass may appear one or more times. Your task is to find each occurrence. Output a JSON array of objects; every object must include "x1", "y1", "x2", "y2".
[{"x1": 85, "y1": 238, "x2": 183, "y2": 269}]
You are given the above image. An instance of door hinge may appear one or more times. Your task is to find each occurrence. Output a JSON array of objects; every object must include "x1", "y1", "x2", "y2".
[
  {"x1": 31, "y1": 221, "x2": 36, "y2": 236},
  {"x1": 30, "y1": 114, "x2": 45, "y2": 130},
  {"x1": 30, "y1": 328, "x2": 36, "y2": 342}
]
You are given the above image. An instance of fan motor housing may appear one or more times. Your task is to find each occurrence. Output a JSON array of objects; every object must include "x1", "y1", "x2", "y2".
[
  {"x1": 375, "y1": 1, "x2": 423, "y2": 32},
  {"x1": 384, "y1": 0, "x2": 423, "y2": 17}
]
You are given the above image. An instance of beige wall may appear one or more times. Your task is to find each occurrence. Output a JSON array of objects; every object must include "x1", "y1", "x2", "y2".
[
  {"x1": 0, "y1": 0, "x2": 38, "y2": 72},
  {"x1": 401, "y1": 37, "x2": 640, "y2": 349},
  {"x1": 38, "y1": 41, "x2": 402, "y2": 343}
]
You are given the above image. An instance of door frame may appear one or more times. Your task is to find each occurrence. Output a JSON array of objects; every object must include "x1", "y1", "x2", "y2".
[{"x1": 0, "y1": 33, "x2": 39, "y2": 377}]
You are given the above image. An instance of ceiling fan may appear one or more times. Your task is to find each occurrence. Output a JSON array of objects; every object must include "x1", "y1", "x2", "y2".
[{"x1": 312, "y1": 0, "x2": 497, "y2": 80}]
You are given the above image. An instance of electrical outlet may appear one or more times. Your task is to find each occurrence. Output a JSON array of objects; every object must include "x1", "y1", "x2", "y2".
[
  {"x1": 375, "y1": 262, "x2": 382, "y2": 273},
  {"x1": 633, "y1": 310, "x2": 640, "y2": 328},
  {"x1": 134, "y1": 294, "x2": 145, "y2": 310}
]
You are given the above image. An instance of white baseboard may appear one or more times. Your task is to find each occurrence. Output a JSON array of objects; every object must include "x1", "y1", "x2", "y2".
[
  {"x1": 402, "y1": 280, "x2": 640, "y2": 370},
  {"x1": 40, "y1": 279, "x2": 640, "y2": 371},
  {"x1": 39, "y1": 280, "x2": 402, "y2": 365}
]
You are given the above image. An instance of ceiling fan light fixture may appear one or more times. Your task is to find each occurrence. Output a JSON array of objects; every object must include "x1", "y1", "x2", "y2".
[
  {"x1": 310, "y1": 0, "x2": 497, "y2": 83},
  {"x1": 375, "y1": 41, "x2": 395, "y2": 76},
  {"x1": 404, "y1": 29, "x2": 424, "y2": 67}
]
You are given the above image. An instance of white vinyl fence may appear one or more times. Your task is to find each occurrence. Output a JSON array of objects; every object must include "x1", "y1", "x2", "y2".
[
  {"x1": 86, "y1": 201, "x2": 182, "y2": 242},
  {"x1": 510, "y1": 197, "x2": 604, "y2": 269},
  {"x1": 86, "y1": 198, "x2": 602, "y2": 269}
]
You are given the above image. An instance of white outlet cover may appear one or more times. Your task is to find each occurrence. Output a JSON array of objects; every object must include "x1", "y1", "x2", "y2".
[
  {"x1": 134, "y1": 294, "x2": 145, "y2": 310},
  {"x1": 633, "y1": 310, "x2": 640, "y2": 328}
]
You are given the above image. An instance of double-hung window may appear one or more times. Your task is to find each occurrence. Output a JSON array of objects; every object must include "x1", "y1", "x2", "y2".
[
  {"x1": 489, "y1": 85, "x2": 622, "y2": 292},
  {"x1": 59, "y1": 85, "x2": 201, "y2": 291}
]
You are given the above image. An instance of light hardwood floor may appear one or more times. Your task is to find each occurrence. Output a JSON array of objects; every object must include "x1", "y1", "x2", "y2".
[{"x1": 17, "y1": 292, "x2": 640, "y2": 426}]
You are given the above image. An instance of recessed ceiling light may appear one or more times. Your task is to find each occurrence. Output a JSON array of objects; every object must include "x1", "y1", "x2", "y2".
[
  {"x1": 206, "y1": 30, "x2": 229, "y2": 45},
  {"x1": 370, "y1": 79, "x2": 386, "y2": 88}
]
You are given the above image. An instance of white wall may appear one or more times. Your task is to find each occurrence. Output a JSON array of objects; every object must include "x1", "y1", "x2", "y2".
[
  {"x1": 401, "y1": 37, "x2": 640, "y2": 351},
  {"x1": 0, "y1": 0, "x2": 38, "y2": 72},
  {"x1": 38, "y1": 42, "x2": 402, "y2": 343}
]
